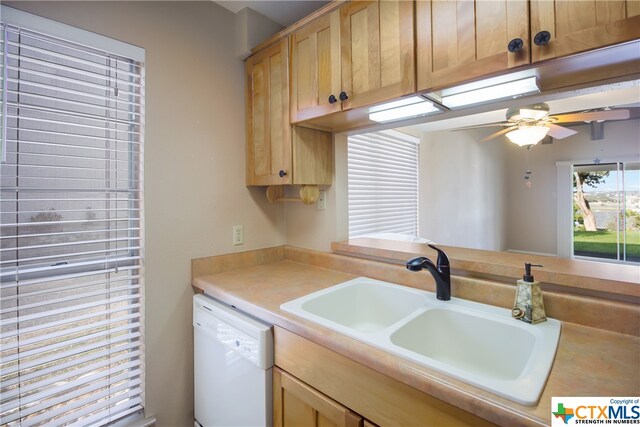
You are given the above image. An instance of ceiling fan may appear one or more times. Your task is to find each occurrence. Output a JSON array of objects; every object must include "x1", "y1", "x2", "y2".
[{"x1": 454, "y1": 103, "x2": 632, "y2": 146}]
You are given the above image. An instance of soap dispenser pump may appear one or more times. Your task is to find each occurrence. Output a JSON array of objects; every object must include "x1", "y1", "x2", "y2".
[{"x1": 512, "y1": 263, "x2": 547, "y2": 324}]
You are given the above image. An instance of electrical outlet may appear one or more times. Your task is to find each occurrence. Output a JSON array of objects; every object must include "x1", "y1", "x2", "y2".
[
  {"x1": 232, "y1": 225, "x2": 244, "y2": 245},
  {"x1": 317, "y1": 190, "x2": 327, "y2": 210}
]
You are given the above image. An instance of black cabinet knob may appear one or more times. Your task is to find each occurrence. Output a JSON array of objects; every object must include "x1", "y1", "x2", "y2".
[
  {"x1": 507, "y1": 38, "x2": 524, "y2": 53},
  {"x1": 278, "y1": 170, "x2": 287, "y2": 178},
  {"x1": 328, "y1": 94, "x2": 337, "y2": 104},
  {"x1": 339, "y1": 91, "x2": 348, "y2": 101},
  {"x1": 533, "y1": 30, "x2": 551, "y2": 46}
]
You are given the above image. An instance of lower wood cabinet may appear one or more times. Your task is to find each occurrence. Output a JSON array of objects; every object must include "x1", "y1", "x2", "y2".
[
  {"x1": 274, "y1": 326, "x2": 496, "y2": 427},
  {"x1": 274, "y1": 368, "x2": 366, "y2": 427}
]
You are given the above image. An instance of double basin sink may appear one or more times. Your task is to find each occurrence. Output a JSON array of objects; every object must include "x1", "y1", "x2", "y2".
[{"x1": 281, "y1": 277, "x2": 561, "y2": 406}]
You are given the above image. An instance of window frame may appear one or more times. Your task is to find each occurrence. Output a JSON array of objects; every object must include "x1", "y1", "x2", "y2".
[{"x1": 0, "y1": 6, "x2": 146, "y2": 426}]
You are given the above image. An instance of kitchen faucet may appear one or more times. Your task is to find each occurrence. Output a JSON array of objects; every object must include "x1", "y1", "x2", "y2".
[{"x1": 406, "y1": 244, "x2": 451, "y2": 301}]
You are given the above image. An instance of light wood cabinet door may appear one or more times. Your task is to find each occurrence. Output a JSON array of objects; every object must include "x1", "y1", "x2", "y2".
[
  {"x1": 340, "y1": 0, "x2": 415, "y2": 111},
  {"x1": 292, "y1": 127, "x2": 332, "y2": 185},
  {"x1": 530, "y1": 0, "x2": 640, "y2": 62},
  {"x1": 274, "y1": 368, "x2": 363, "y2": 427},
  {"x1": 291, "y1": 11, "x2": 342, "y2": 123},
  {"x1": 416, "y1": 0, "x2": 529, "y2": 91},
  {"x1": 246, "y1": 39, "x2": 292, "y2": 186}
]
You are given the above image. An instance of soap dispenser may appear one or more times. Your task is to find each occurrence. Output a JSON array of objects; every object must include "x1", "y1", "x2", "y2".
[{"x1": 512, "y1": 263, "x2": 547, "y2": 324}]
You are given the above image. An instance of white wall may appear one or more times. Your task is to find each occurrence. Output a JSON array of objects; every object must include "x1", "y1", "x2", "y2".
[
  {"x1": 419, "y1": 129, "x2": 508, "y2": 251},
  {"x1": 4, "y1": 2, "x2": 285, "y2": 425},
  {"x1": 505, "y1": 119, "x2": 640, "y2": 255}
]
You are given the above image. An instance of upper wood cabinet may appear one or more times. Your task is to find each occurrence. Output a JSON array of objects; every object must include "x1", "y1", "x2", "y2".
[
  {"x1": 290, "y1": 10, "x2": 342, "y2": 123},
  {"x1": 530, "y1": 0, "x2": 640, "y2": 62},
  {"x1": 340, "y1": 0, "x2": 415, "y2": 111},
  {"x1": 273, "y1": 368, "x2": 363, "y2": 427},
  {"x1": 246, "y1": 39, "x2": 332, "y2": 187},
  {"x1": 290, "y1": 0, "x2": 415, "y2": 123},
  {"x1": 416, "y1": 0, "x2": 530, "y2": 91},
  {"x1": 246, "y1": 39, "x2": 291, "y2": 186}
]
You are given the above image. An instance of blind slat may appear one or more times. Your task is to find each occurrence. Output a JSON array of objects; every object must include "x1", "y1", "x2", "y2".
[
  {"x1": 0, "y1": 312, "x2": 141, "y2": 351},
  {"x1": 0, "y1": 293, "x2": 141, "y2": 326},
  {"x1": 1, "y1": 342, "x2": 140, "y2": 388},
  {"x1": 0, "y1": 303, "x2": 142, "y2": 339},
  {"x1": 5, "y1": 379, "x2": 142, "y2": 425}
]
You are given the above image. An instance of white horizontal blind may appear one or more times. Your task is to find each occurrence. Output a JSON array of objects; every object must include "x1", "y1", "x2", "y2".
[
  {"x1": 348, "y1": 130, "x2": 419, "y2": 238},
  {"x1": 0, "y1": 17, "x2": 145, "y2": 427}
]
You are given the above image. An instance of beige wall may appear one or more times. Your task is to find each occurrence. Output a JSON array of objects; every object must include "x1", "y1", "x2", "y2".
[
  {"x1": 505, "y1": 119, "x2": 640, "y2": 255},
  {"x1": 284, "y1": 134, "x2": 349, "y2": 252},
  {"x1": 4, "y1": 2, "x2": 285, "y2": 425}
]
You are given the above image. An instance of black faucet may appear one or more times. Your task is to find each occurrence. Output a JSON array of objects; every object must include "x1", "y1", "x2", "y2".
[{"x1": 406, "y1": 244, "x2": 451, "y2": 301}]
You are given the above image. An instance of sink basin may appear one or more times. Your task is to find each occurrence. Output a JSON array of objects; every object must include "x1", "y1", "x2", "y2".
[
  {"x1": 390, "y1": 308, "x2": 535, "y2": 381},
  {"x1": 282, "y1": 278, "x2": 427, "y2": 333},
  {"x1": 281, "y1": 277, "x2": 561, "y2": 406}
]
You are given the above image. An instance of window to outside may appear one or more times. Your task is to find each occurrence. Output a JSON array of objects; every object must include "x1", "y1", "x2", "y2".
[
  {"x1": 573, "y1": 162, "x2": 640, "y2": 263},
  {"x1": 347, "y1": 130, "x2": 419, "y2": 238},
  {"x1": 1, "y1": 11, "x2": 145, "y2": 426}
]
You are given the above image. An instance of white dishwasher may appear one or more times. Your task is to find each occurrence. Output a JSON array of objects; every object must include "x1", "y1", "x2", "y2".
[{"x1": 193, "y1": 294, "x2": 273, "y2": 427}]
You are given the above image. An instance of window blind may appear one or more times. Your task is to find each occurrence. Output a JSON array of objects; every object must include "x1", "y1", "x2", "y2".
[
  {"x1": 348, "y1": 130, "x2": 419, "y2": 238},
  {"x1": 0, "y1": 16, "x2": 145, "y2": 427}
]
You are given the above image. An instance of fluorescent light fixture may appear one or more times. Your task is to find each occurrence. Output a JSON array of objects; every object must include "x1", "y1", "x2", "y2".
[
  {"x1": 369, "y1": 96, "x2": 441, "y2": 123},
  {"x1": 442, "y1": 76, "x2": 540, "y2": 108},
  {"x1": 506, "y1": 125, "x2": 550, "y2": 147}
]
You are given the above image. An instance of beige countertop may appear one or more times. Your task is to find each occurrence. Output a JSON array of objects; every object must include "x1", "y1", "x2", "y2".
[{"x1": 192, "y1": 259, "x2": 640, "y2": 427}]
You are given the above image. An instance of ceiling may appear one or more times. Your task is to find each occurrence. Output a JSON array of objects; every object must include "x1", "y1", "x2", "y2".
[{"x1": 214, "y1": 0, "x2": 330, "y2": 27}]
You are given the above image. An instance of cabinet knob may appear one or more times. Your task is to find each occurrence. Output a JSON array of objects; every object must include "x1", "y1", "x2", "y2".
[
  {"x1": 507, "y1": 38, "x2": 524, "y2": 53},
  {"x1": 328, "y1": 94, "x2": 337, "y2": 104},
  {"x1": 278, "y1": 170, "x2": 287, "y2": 178},
  {"x1": 533, "y1": 30, "x2": 551, "y2": 46},
  {"x1": 339, "y1": 91, "x2": 348, "y2": 102}
]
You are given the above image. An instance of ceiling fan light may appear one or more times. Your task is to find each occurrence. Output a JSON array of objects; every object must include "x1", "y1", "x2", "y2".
[
  {"x1": 519, "y1": 108, "x2": 549, "y2": 121},
  {"x1": 506, "y1": 126, "x2": 550, "y2": 146}
]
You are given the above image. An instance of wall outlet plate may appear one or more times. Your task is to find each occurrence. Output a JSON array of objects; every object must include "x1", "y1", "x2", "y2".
[
  {"x1": 233, "y1": 225, "x2": 244, "y2": 245},
  {"x1": 317, "y1": 190, "x2": 327, "y2": 210}
]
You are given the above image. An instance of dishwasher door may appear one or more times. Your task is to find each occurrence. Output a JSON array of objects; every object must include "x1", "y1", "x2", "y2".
[{"x1": 193, "y1": 294, "x2": 273, "y2": 427}]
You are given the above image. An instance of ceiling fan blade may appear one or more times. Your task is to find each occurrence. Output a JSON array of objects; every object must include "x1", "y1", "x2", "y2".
[
  {"x1": 551, "y1": 109, "x2": 631, "y2": 123},
  {"x1": 546, "y1": 123, "x2": 578, "y2": 139},
  {"x1": 627, "y1": 107, "x2": 640, "y2": 119},
  {"x1": 451, "y1": 122, "x2": 512, "y2": 131},
  {"x1": 479, "y1": 126, "x2": 516, "y2": 142}
]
